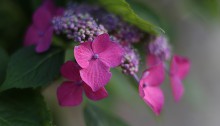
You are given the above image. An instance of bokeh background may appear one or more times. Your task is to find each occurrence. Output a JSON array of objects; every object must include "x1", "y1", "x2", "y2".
[{"x1": 1, "y1": 0, "x2": 220, "y2": 126}]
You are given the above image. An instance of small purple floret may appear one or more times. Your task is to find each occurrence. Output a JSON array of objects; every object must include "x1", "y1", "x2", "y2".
[
  {"x1": 148, "y1": 36, "x2": 171, "y2": 61},
  {"x1": 121, "y1": 46, "x2": 140, "y2": 75}
]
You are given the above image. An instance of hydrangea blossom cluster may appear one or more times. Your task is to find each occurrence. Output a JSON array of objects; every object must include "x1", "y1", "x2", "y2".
[
  {"x1": 23, "y1": 1, "x2": 191, "y2": 116},
  {"x1": 52, "y1": 9, "x2": 107, "y2": 42}
]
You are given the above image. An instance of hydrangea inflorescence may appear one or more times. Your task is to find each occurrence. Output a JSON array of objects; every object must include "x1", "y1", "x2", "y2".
[
  {"x1": 52, "y1": 6, "x2": 107, "y2": 42},
  {"x1": 23, "y1": 0, "x2": 191, "y2": 116}
]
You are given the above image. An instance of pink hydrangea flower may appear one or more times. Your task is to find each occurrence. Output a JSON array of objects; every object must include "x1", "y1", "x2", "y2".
[
  {"x1": 57, "y1": 61, "x2": 108, "y2": 106},
  {"x1": 146, "y1": 54, "x2": 190, "y2": 102},
  {"x1": 74, "y1": 33, "x2": 124, "y2": 91},
  {"x1": 170, "y1": 55, "x2": 190, "y2": 102},
  {"x1": 139, "y1": 63, "x2": 165, "y2": 115},
  {"x1": 24, "y1": 0, "x2": 64, "y2": 53}
]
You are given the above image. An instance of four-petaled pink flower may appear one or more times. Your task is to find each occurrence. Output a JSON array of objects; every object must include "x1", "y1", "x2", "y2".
[
  {"x1": 146, "y1": 54, "x2": 190, "y2": 102},
  {"x1": 24, "y1": 0, "x2": 63, "y2": 53},
  {"x1": 74, "y1": 33, "x2": 124, "y2": 91},
  {"x1": 139, "y1": 63, "x2": 165, "y2": 115},
  {"x1": 170, "y1": 55, "x2": 190, "y2": 102},
  {"x1": 57, "y1": 61, "x2": 108, "y2": 106}
]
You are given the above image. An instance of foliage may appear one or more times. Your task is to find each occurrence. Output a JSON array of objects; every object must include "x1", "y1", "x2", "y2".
[
  {"x1": 0, "y1": 89, "x2": 52, "y2": 126},
  {"x1": 1, "y1": 46, "x2": 64, "y2": 91},
  {"x1": 84, "y1": 103, "x2": 129, "y2": 126}
]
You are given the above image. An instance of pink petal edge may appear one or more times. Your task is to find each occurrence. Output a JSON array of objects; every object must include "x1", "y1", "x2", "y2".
[
  {"x1": 140, "y1": 63, "x2": 165, "y2": 86},
  {"x1": 33, "y1": 6, "x2": 52, "y2": 30},
  {"x1": 57, "y1": 81, "x2": 83, "y2": 106},
  {"x1": 80, "y1": 60, "x2": 112, "y2": 92},
  {"x1": 35, "y1": 27, "x2": 53, "y2": 53},
  {"x1": 139, "y1": 86, "x2": 164, "y2": 116},
  {"x1": 24, "y1": 25, "x2": 39, "y2": 46},
  {"x1": 170, "y1": 75, "x2": 185, "y2": 102},
  {"x1": 83, "y1": 83, "x2": 108, "y2": 101},
  {"x1": 60, "y1": 61, "x2": 81, "y2": 81},
  {"x1": 74, "y1": 42, "x2": 93, "y2": 68},
  {"x1": 99, "y1": 42, "x2": 124, "y2": 68},
  {"x1": 92, "y1": 33, "x2": 111, "y2": 54},
  {"x1": 171, "y1": 55, "x2": 191, "y2": 79}
]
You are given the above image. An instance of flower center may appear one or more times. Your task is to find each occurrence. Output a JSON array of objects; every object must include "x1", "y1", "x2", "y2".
[
  {"x1": 38, "y1": 31, "x2": 45, "y2": 37},
  {"x1": 76, "y1": 80, "x2": 83, "y2": 86},
  {"x1": 143, "y1": 83, "x2": 147, "y2": 88},
  {"x1": 92, "y1": 54, "x2": 99, "y2": 60}
]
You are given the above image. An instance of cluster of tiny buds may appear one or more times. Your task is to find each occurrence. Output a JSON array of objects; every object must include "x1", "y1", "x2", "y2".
[
  {"x1": 116, "y1": 22, "x2": 144, "y2": 44},
  {"x1": 121, "y1": 47, "x2": 140, "y2": 75},
  {"x1": 52, "y1": 9, "x2": 107, "y2": 42},
  {"x1": 148, "y1": 36, "x2": 172, "y2": 61}
]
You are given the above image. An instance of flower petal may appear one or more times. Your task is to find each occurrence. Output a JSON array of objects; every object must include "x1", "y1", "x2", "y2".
[
  {"x1": 36, "y1": 27, "x2": 53, "y2": 53},
  {"x1": 24, "y1": 25, "x2": 39, "y2": 46},
  {"x1": 80, "y1": 60, "x2": 112, "y2": 92},
  {"x1": 92, "y1": 33, "x2": 111, "y2": 54},
  {"x1": 74, "y1": 42, "x2": 93, "y2": 68},
  {"x1": 170, "y1": 75, "x2": 184, "y2": 102},
  {"x1": 83, "y1": 83, "x2": 108, "y2": 101},
  {"x1": 42, "y1": 0, "x2": 64, "y2": 16},
  {"x1": 146, "y1": 54, "x2": 161, "y2": 67},
  {"x1": 55, "y1": 7, "x2": 64, "y2": 16},
  {"x1": 60, "y1": 61, "x2": 81, "y2": 81},
  {"x1": 171, "y1": 55, "x2": 190, "y2": 79},
  {"x1": 140, "y1": 63, "x2": 165, "y2": 86},
  {"x1": 57, "y1": 81, "x2": 83, "y2": 106},
  {"x1": 99, "y1": 42, "x2": 124, "y2": 68},
  {"x1": 33, "y1": 6, "x2": 52, "y2": 30},
  {"x1": 139, "y1": 86, "x2": 164, "y2": 116},
  {"x1": 42, "y1": 0, "x2": 56, "y2": 14}
]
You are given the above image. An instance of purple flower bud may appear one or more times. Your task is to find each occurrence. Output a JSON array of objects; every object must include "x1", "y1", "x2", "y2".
[
  {"x1": 117, "y1": 22, "x2": 144, "y2": 44},
  {"x1": 121, "y1": 46, "x2": 140, "y2": 75},
  {"x1": 148, "y1": 36, "x2": 172, "y2": 61}
]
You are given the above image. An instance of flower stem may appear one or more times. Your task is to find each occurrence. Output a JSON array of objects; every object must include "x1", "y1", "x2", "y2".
[{"x1": 132, "y1": 73, "x2": 139, "y2": 83}]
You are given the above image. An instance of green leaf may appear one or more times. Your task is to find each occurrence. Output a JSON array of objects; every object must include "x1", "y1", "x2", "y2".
[
  {"x1": 97, "y1": 0, "x2": 164, "y2": 35},
  {"x1": 0, "y1": 89, "x2": 52, "y2": 126},
  {"x1": 84, "y1": 103, "x2": 129, "y2": 126},
  {"x1": 0, "y1": 47, "x2": 9, "y2": 84},
  {"x1": 1, "y1": 46, "x2": 64, "y2": 91},
  {"x1": 126, "y1": 0, "x2": 162, "y2": 27}
]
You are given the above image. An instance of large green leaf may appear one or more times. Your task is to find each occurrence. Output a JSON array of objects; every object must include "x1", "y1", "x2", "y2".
[
  {"x1": 125, "y1": 0, "x2": 175, "y2": 41},
  {"x1": 97, "y1": 0, "x2": 164, "y2": 35},
  {"x1": 84, "y1": 103, "x2": 129, "y2": 126},
  {"x1": 0, "y1": 47, "x2": 9, "y2": 84},
  {"x1": 1, "y1": 46, "x2": 64, "y2": 91},
  {"x1": 0, "y1": 89, "x2": 52, "y2": 126}
]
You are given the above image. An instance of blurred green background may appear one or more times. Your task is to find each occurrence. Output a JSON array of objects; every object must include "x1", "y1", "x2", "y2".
[{"x1": 1, "y1": 0, "x2": 220, "y2": 126}]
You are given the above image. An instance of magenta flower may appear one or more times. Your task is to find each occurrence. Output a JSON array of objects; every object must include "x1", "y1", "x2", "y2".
[
  {"x1": 170, "y1": 55, "x2": 190, "y2": 102},
  {"x1": 139, "y1": 63, "x2": 165, "y2": 115},
  {"x1": 74, "y1": 33, "x2": 124, "y2": 91},
  {"x1": 57, "y1": 61, "x2": 108, "y2": 106},
  {"x1": 147, "y1": 53, "x2": 191, "y2": 102},
  {"x1": 24, "y1": 0, "x2": 64, "y2": 53}
]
